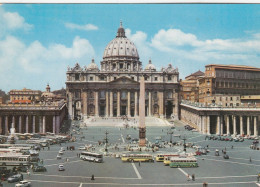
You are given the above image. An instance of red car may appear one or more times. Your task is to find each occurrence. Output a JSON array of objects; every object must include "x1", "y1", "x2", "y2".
[{"x1": 195, "y1": 151, "x2": 202, "y2": 156}]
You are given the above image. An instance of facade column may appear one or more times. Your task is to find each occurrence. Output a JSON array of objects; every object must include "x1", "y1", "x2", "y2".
[
  {"x1": 26, "y1": 116, "x2": 29, "y2": 133},
  {"x1": 68, "y1": 92, "x2": 73, "y2": 120},
  {"x1": 43, "y1": 116, "x2": 46, "y2": 134},
  {"x1": 5, "y1": 116, "x2": 8, "y2": 135},
  {"x1": 159, "y1": 91, "x2": 164, "y2": 118},
  {"x1": 0, "y1": 116, "x2": 2, "y2": 135},
  {"x1": 52, "y1": 116, "x2": 56, "y2": 134},
  {"x1": 148, "y1": 91, "x2": 152, "y2": 116},
  {"x1": 117, "y1": 91, "x2": 121, "y2": 117},
  {"x1": 233, "y1": 116, "x2": 237, "y2": 135},
  {"x1": 94, "y1": 91, "x2": 99, "y2": 116},
  {"x1": 207, "y1": 115, "x2": 210, "y2": 135},
  {"x1": 127, "y1": 91, "x2": 131, "y2": 117},
  {"x1": 33, "y1": 116, "x2": 35, "y2": 133},
  {"x1": 134, "y1": 91, "x2": 138, "y2": 117},
  {"x1": 247, "y1": 116, "x2": 251, "y2": 136},
  {"x1": 254, "y1": 116, "x2": 258, "y2": 136},
  {"x1": 39, "y1": 116, "x2": 42, "y2": 133},
  {"x1": 19, "y1": 116, "x2": 22, "y2": 133},
  {"x1": 240, "y1": 116, "x2": 244, "y2": 135},
  {"x1": 174, "y1": 92, "x2": 179, "y2": 120},
  {"x1": 106, "y1": 91, "x2": 109, "y2": 117},
  {"x1": 109, "y1": 91, "x2": 113, "y2": 117},
  {"x1": 217, "y1": 115, "x2": 220, "y2": 135},
  {"x1": 226, "y1": 115, "x2": 230, "y2": 135},
  {"x1": 82, "y1": 91, "x2": 87, "y2": 116}
]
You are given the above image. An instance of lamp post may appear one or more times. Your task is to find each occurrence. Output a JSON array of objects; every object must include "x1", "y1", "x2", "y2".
[
  {"x1": 104, "y1": 130, "x2": 109, "y2": 152},
  {"x1": 181, "y1": 135, "x2": 187, "y2": 153},
  {"x1": 167, "y1": 129, "x2": 174, "y2": 143}
]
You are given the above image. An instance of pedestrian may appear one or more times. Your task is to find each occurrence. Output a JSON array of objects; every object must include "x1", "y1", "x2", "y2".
[
  {"x1": 192, "y1": 174, "x2": 195, "y2": 181},
  {"x1": 48, "y1": 146, "x2": 50, "y2": 150},
  {"x1": 21, "y1": 173, "x2": 23, "y2": 180},
  {"x1": 91, "y1": 174, "x2": 95, "y2": 180},
  {"x1": 257, "y1": 174, "x2": 260, "y2": 183},
  {"x1": 231, "y1": 145, "x2": 233, "y2": 149},
  {"x1": 67, "y1": 146, "x2": 68, "y2": 150},
  {"x1": 250, "y1": 157, "x2": 252, "y2": 162},
  {"x1": 139, "y1": 161, "x2": 141, "y2": 167},
  {"x1": 43, "y1": 147, "x2": 44, "y2": 150},
  {"x1": 187, "y1": 174, "x2": 190, "y2": 181},
  {"x1": 27, "y1": 169, "x2": 30, "y2": 177}
]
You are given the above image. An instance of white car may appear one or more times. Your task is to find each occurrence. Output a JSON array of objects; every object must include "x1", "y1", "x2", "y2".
[
  {"x1": 78, "y1": 146, "x2": 86, "y2": 150},
  {"x1": 15, "y1": 180, "x2": 31, "y2": 187},
  {"x1": 58, "y1": 164, "x2": 65, "y2": 171},
  {"x1": 58, "y1": 150, "x2": 64, "y2": 155},
  {"x1": 61, "y1": 147, "x2": 66, "y2": 151}
]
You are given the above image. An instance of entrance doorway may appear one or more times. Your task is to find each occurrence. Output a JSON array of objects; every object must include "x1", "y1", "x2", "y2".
[
  {"x1": 166, "y1": 101, "x2": 173, "y2": 118},
  {"x1": 121, "y1": 106, "x2": 126, "y2": 116},
  {"x1": 99, "y1": 106, "x2": 105, "y2": 117}
]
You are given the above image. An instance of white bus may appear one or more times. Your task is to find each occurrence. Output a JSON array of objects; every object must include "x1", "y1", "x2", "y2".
[
  {"x1": 80, "y1": 152, "x2": 103, "y2": 163},
  {"x1": 0, "y1": 148, "x2": 21, "y2": 154},
  {"x1": 0, "y1": 154, "x2": 30, "y2": 167}
]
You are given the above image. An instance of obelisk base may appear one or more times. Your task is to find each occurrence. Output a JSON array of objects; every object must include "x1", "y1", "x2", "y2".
[{"x1": 139, "y1": 127, "x2": 146, "y2": 147}]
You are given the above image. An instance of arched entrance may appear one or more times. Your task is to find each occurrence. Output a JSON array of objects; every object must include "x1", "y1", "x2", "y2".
[{"x1": 165, "y1": 101, "x2": 173, "y2": 118}]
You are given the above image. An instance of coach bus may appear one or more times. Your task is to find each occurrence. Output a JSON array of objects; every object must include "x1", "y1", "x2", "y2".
[
  {"x1": 80, "y1": 152, "x2": 103, "y2": 163},
  {"x1": 156, "y1": 154, "x2": 179, "y2": 162},
  {"x1": 0, "y1": 154, "x2": 30, "y2": 168},
  {"x1": 121, "y1": 154, "x2": 154, "y2": 162},
  {"x1": 0, "y1": 148, "x2": 21, "y2": 154},
  {"x1": 169, "y1": 157, "x2": 198, "y2": 168}
]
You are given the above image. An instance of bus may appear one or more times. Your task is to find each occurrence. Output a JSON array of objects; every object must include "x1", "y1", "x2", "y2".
[
  {"x1": 164, "y1": 155, "x2": 183, "y2": 166},
  {"x1": 0, "y1": 144, "x2": 34, "y2": 149},
  {"x1": 169, "y1": 157, "x2": 198, "y2": 168},
  {"x1": 121, "y1": 154, "x2": 154, "y2": 162},
  {"x1": 80, "y1": 152, "x2": 103, "y2": 163},
  {"x1": 0, "y1": 154, "x2": 31, "y2": 168},
  {"x1": 0, "y1": 148, "x2": 21, "y2": 154},
  {"x1": 29, "y1": 150, "x2": 39, "y2": 162},
  {"x1": 156, "y1": 154, "x2": 179, "y2": 162}
]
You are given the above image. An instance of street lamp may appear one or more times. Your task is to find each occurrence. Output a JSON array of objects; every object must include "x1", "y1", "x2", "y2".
[
  {"x1": 167, "y1": 129, "x2": 174, "y2": 143},
  {"x1": 181, "y1": 135, "x2": 187, "y2": 153},
  {"x1": 104, "y1": 130, "x2": 109, "y2": 152}
]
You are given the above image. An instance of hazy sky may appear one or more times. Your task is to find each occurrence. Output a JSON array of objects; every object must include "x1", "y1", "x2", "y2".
[{"x1": 1, "y1": 4, "x2": 260, "y2": 92}]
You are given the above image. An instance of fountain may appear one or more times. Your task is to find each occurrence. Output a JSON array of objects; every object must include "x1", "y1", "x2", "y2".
[{"x1": 7, "y1": 122, "x2": 17, "y2": 144}]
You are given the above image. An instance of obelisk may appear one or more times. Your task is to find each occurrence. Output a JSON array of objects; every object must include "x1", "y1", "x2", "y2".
[{"x1": 139, "y1": 76, "x2": 146, "y2": 147}]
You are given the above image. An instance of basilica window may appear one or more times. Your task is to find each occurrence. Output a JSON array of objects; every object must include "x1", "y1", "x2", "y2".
[
  {"x1": 153, "y1": 92, "x2": 158, "y2": 99},
  {"x1": 121, "y1": 91, "x2": 127, "y2": 99},
  {"x1": 167, "y1": 91, "x2": 172, "y2": 99},
  {"x1": 114, "y1": 77, "x2": 117, "y2": 80},
  {"x1": 144, "y1": 76, "x2": 148, "y2": 81},
  {"x1": 100, "y1": 91, "x2": 105, "y2": 99},
  {"x1": 90, "y1": 77, "x2": 93, "y2": 81},
  {"x1": 100, "y1": 76, "x2": 105, "y2": 81},
  {"x1": 120, "y1": 64, "x2": 123, "y2": 69},
  {"x1": 75, "y1": 74, "x2": 79, "y2": 81},
  {"x1": 168, "y1": 75, "x2": 172, "y2": 81},
  {"x1": 154, "y1": 77, "x2": 158, "y2": 81}
]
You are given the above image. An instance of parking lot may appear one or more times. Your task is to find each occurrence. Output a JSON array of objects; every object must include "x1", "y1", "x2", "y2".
[{"x1": 2, "y1": 119, "x2": 260, "y2": 187}]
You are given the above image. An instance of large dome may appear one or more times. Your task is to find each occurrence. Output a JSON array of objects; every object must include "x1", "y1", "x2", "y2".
[{"x1": 103, "y1": 22, "x2": 139, "y2": 60}]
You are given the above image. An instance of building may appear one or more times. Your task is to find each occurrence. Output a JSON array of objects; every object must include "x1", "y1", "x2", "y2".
[
  {"x1": 180, "y1": 70, "x2": 204, "y2": 102},
  {"x1": 199, "y1": 64, "x2": 260, "y2": 105},
  {"x1": 9, "y1": 88, "x2": 41, "y2": 104},
  {"x1": 66, "y1": 22, "x2": 180, "y2": 120}
]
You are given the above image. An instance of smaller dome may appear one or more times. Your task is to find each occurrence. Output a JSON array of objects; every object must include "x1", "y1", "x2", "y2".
[
  {"x1": 145, "y1": 59, "x2": 156, "y2": 71},
  {"x1": 87, "y1": 59, "x2": 99, "y2": 70}
]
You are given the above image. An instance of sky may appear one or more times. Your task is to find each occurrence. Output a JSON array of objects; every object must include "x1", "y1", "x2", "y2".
[{"x1": 0, "y1": 4, "x2": 260, "y2": 92}]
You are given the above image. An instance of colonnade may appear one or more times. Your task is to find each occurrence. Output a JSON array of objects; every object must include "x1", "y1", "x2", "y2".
[
  {"x1": 0, "y1": 115, "x2": 61, "y2": 135},
  {"x1": 181, "y1": 108, "x2": 259, "y2": 136}
]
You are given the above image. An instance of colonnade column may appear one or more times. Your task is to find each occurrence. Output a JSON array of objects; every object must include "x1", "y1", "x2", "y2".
[
  {"x1": 56, "y1": 116, "x2": 60, "y2": 134},
  {"x1": 26, "y1": 116, "x2": 29, "y2": 133},
  {"x1": 0, "y1": 116, "x2": 2, "y2": 135},
  {"x1": 207, "y1": 115, "x2": 210, "y2": 135},
  {"x1": 39, "y1": 116, "x2": 42, "y2": 133},
  {"x1": 43, "y1": 116, "x2": 46, "y2": 134},
  {"x1": 134, "y1": 91, "x2": 138, "y2": 117},
  {"x1": 33, "y1": 116, "x2": 35, "y2": 133},
  {"x1": 12, "y1": 116, "x2": 15, "y2": 128},
  {"x1": 68, "y1": 92, "x2": 73, "y2": 119},
  {"x1": 240, "y1": 116, "x2": 244, "y2": 135},
  {"x1": 5, "y1": 116, "x2": 8, "y2": 135},
  {"x1": 217, "y1": 116, "x2": 220, "y2": 135},
  {"x1": 106, "y1": 91, "x2": 109, "y2": 117},
  {"x1": 19, "y1": 116, "x2": 22, "y2": 133},
  {"x1": 220, "y1": 116, "x2": 223, "y2": 135},
  {"x1": 94, "y1": 91, "x2": 99, "y2": 116},
  {"x1": 254, "y1": 116, "x2": 258, "y2": 136},
  {"x1": 247, "y1": 116, "x2": 250, "y2": 136},
  {"x1": 233, "y1": 116, "x2": 237, "y2": 135},
  {"x1": 53, "y1": 116, "x2": 56, "y2": 134},
  {"x1": 148, "y1": 91, "x2": 152, "y2": 116},
  {"x1": 109, "y1": 91, "x2": 113, "y2": 117},
  {"x1": 127, "y1": 91, "x2": 131, "y2": 117},
  {"x1": 117, "y1": 91, "x2": 121, "y2": 117},
  {"x1": 201, "y1": 116, "x2": 205, "y2": 134},
  {"x1": 159, "y1": 91, "x2": 164, "y2": 118},
  {"x1": 226, "y1": 115, "x2": 230, "y2": 135}
]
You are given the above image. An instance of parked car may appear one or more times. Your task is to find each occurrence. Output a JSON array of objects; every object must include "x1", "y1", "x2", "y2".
[
  {"x1": 59, "y1": 150, "x2": 64, "y2": 155},
  {"x1": 78, "y1": 146, "x2": 86, "y2": 150},
  {"x1": 60, "y1": 147, "x2": 66, "y2": 151},
  {"x1": 57, "y1": 155, "x2": 62, "y2": 159},
  {"x1": 15, "y1": 180, "x2": 31, "y2": 187},
  {"x1": 58, "y1": 164, "x2": 65, "y2": 171},
  {"x1": 17, "y1": 166, "x2": 27, "y2": 172},
  {"x1": 33, "y1": 166, "x2": 47, "y2": 172},
  {"x1": 7, "y1": 174, "x2": 23, "y2": 183},
  {"x1": 223, "y1": 154, "x2": 229, "y2": 159}
]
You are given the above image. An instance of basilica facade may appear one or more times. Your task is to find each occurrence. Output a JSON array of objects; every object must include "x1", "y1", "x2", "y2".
[{"x1": 66, "y1": 23, "x2": 180, "y2": 120}]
